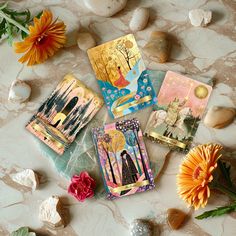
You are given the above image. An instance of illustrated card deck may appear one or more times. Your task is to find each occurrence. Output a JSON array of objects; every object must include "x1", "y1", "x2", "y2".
[
  {"x1": 26, "y1": 74, "x2": 103, "y2": 155},
  {"x1": 88, "y1": 34, "x2": 157, "y2": 119},
  {"x1": 145, "y1": 71, "x2": 212, "y2": 150},
  {"x1": 92, "y1": 118, "x2": 155, "y2": 199}
]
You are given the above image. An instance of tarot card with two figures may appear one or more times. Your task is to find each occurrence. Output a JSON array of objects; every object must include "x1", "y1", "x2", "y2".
[{"x1": 92, "y1": 118, "x2": 155, "y2": 199}]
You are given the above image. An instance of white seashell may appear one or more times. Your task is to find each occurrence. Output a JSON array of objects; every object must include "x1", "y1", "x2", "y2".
[
  {"x1": 189, "y1": 9, "x2": 212, "y2": 27},
  {"x1": 11, "y1": 169, "x2": 39, "y2": 190},
  {"x1": 39, "y1": 196, "x2": 65, "y2": 228},
  {"x1": 77, "y1": 32, "x2": 96, "y2": 51},
  {"x1": 8, "y1": 80, "x2": 31, "y2": 103},
  {"x1": 129, "y1": 7, "x2": 150, "y2": 32},
  {"x1": 204, "y1": 106, "x2": 235, "y2": 129},
  {"x1": 84, "y1": 0, "x2": 127, "y2": 17}
]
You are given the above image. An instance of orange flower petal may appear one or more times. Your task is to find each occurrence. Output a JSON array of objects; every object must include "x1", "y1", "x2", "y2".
[
  {"x1": 177, "y1": 144, "x2": 223, "y2": 210},
  {"x1": 14, "y1": 9, "x2": 66, "y2": 66}
]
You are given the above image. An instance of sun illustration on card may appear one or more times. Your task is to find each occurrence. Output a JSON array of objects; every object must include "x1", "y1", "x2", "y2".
[{"x1": 194, "y1": 85, "x2": 209, "y2": 99}]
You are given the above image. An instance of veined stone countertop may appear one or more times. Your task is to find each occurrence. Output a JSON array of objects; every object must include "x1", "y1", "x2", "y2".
[{"x1": 0, "y1": 0, "x2": 236, "y2": 235}]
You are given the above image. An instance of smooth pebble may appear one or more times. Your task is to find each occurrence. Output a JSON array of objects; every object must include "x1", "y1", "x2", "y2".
[
  {"x1": 77, "y1": 32, "x2": 96, "y2": 51},
  {"x1": 204, "y1": 106, "x2": 235, "y2": 129},
  {"x1": 143, "y1": 31, "x2": 170, "y2": 63},
  {"x1": 84, "y1": 0, "x2": 127, "y2": 17},
  {"x1": 167, "y1": 208, "x2": 187, "y2": 230},
  {"x1": 129, "y1": 7, "x2": 150, "y2": 32}
]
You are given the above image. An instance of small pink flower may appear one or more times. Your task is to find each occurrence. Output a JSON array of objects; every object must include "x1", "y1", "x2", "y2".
[
  {"x1": 135, "y1": 94, "x2": 140, "y2": 100},
  {"x1": 68, "y1": 172, "x2": 96, "y2": 202}
]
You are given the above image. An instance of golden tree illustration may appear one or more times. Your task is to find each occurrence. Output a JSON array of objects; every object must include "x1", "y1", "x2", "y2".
[{"x1": 116, "y1": 39, "x2": 135, "y2": 70}]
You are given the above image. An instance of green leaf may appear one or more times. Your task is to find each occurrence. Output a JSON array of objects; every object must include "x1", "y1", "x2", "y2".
[
  {"x1": 0, "y1": 19, "x2": 6, "y2": 38},
  {"x1": 11, "y1": 227, "x2": 29, "y2": 236},
  {"x1": 6, "y1": 21, "x2": 13, "y2": 45},
  {"x1": 196, "y1": 202, "x2": 236, "y2": 220},
  {"x1": 35, "y1": 10, "x2": 43, "y2": 19},
  {"x1": 21, "y1": 30, "x2": 28, "y2": 39},
  {"x1": 0, "y1": 2, "x2": 8, "y2": 10}
]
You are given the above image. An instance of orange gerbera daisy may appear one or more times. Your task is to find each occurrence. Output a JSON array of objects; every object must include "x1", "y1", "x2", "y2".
[
  {"x1": 177, "y1": 144, "x2": 223, "y2": 210},
  {"x1": 14, "y1": 10, "x2": 66, "y2": 66}
]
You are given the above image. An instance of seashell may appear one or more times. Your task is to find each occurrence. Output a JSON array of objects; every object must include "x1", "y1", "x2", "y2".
[
  {"x1": 204, "y1": 106, "x2": 235, "y2": 129},
  {"x1": 129, "y1": 7, "x2": 150, "y2": 32},
  {"x1": 39, "y1": 196, "x2": 65, "y2": 228},
  {"x1": 11, "y1": 169, "x2": 39, "y2": 190},
  {"x1": 143, "y1": 31, "x2": 170, "y2": 63},
  {"x1": 167, "y1": 208, "x2": 187, "y2": 230},
  {"x1": 8, "y1": 80, "x2": 31, "y2": 103},
  {"x1": 77, "y1": 32, "x2": 96, "y2": 51},
  {"x1": 189, "y1": 9, "x2": 212, "y2": 27}
]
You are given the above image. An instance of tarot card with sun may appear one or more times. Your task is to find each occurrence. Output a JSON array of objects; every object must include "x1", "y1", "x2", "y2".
[
  {"x1": 145, "y1": 71, "x2": 212, "y2": 151},
  {"x1": 26, "y1": 74, "x2": 103, "y2": 155},
  {"x1": 87, "y1": 34, "x2": 157, "y2": 119},
  {"x1": 92, "y1": 118, "x2": 155, "y2": 199}
]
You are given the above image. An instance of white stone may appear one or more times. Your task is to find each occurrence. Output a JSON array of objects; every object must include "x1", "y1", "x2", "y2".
[
  {"x1": 39, "y1": 196, "x2": 65, "y2": 228},
  {"x1": 129, "y1": 7, "x2": 150, "y2": 32},
  {"x1": 8, "y1": 80, "x2": 31, "y2": 103},
  {"x1": 84, "y1": 0, "x2": 127, "y2": 17},
  {"x1": 204, "y1": 106, "x2": 235, "y2": 129},
  {"x1": 65, "y1": 21, "x2": 80, "y2": 47},
  {"x1": 189, "y1": 9, "x2": 212, "y2": 27},
  {"x1": 11, "y1": 169, "x2": 39, "y2": 190},
  {"x1": 77, "y1": 32, "x2": 96, "y2": 51}
]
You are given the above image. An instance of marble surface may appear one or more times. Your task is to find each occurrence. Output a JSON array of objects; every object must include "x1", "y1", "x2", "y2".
[{"x1": 0, "y1": 0, "x2": 236, "y2": 235}]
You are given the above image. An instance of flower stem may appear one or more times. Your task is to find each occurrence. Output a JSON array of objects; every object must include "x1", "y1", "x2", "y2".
[
  {"x1": 0, "y1": 9, "x2": 29, "y2": 34},
  {"x1": 211, "y1": 183, "x2": 236, "y2": 200}
]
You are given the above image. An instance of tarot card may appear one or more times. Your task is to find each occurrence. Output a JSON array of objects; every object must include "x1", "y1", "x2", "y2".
[
  {"x1": 145, "y1": 71, "x2": 212, "y2": 150},
  {"x1": 92, "y1": 118, "x2": 155, "y2": 199},
  {"x1": 88, "y1": 34, "x2": 157, "y2": 119},
  {"x1": 26, "y1": 74, "x2": 103, "y2": 155}
]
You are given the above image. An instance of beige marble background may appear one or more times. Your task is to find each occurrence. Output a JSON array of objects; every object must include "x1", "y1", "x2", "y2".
[{"x1": 0, "y1": 0, "x2": 236, "y2": 235}]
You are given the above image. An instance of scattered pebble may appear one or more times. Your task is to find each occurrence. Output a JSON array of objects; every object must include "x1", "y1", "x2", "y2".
[
  {"x1": 39, "y1": 196, "x2": 65, "y2": 228},
  {"x1": 77, "y1": 32, "x2": 96, "y2": 51},
  {"x1": 204, "y1": 106, "x2": 236, "y2": 129},
  {"x1": 11, "y1": 169, "x2": 39, "y2": 190},
  {"x1": 129, "y1": 7, "x2": 150, "y2": 32},
  {"x1": 143, "y1": 31, "x2": 170, "y2": 63},
  {"x1": 130, "y1": 219, "x2": 153, "y2": 236},
  {"x1": 167, "y1": 208, "x2": 187, "y2": 230},
  {"x1": 8, "y1": 80, "x2": 31, "y2": 103},
  {"x1": 84, "y1": 0, "x2": 127, "y2": 17},
  {"x1": 65, "y1": 22, "x2": 80, "y2": 47},
  {"x1": 189, "y1": 9, "x2": 212, "y2": 27}
]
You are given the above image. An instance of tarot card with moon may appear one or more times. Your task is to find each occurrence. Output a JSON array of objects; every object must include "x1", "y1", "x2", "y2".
[
  {"x1": 145, "y1": 71, "x2": 212, "y2": 150},
  {"x1": 88, "y1": 34, "x2": 157, "y2": 119},
  {"x1": 26, "y1": 74, "x2": 103, "y2": 155}
]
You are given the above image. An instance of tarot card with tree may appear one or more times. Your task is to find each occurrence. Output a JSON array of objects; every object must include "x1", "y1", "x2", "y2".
[
  {"x1": 26, "y1": 74, "x2": 103, "y2": 155},
  {"x1": 92, "y1": 118, "x2": 155, "y2": 199},
  {"x1": 88, "y1": 34, "x2": 157, "y2": 119}
]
